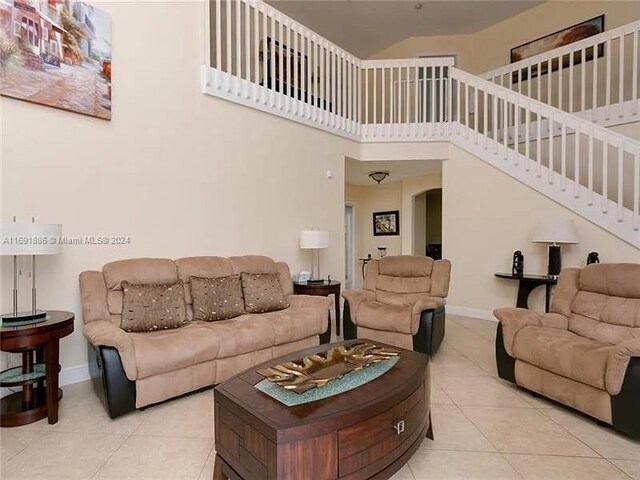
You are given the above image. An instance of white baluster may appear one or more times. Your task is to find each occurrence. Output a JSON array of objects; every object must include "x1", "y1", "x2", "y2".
[
  {"x1": 592, "y1": 43, "x2": 598, "y2": 117},
  {"x1": 606, "y1": 38, "x2": 612, "y2": 119},
  {"x1": 580, "y1": 47, "x2": 586, "y2": 112},
  {"x1": 587, "y1": 128, "x2": 594, "y2": 205},
  {"x1": 293, "y1": 27, "x2": 298, "y2": 111},
  {"x1": 603, "y1": 138, "x2": 609, "y2": 213},
  {"x1": 474, "y1": 82, "x2": 479, "y2": 144},
  {"x1": 618, "y1": 143, "x2": 624, "y2": 221},
  {"x1": 381, "y1": 67, "x2": 386, "y2": 131},
  {"x1": 560, "y1": 122, "x2": 566, "y2": 190},
  {"x1": 536, "y1": 110, "x2": 542, "y2": 177},
  {"x1": 261, "y1": 6, "x2": 267, "y2": 104},
  {"x1": 244, "y1": 0, "x2": 250, "y2": 98},
  {"x1": 431, "y1": 68, "x2": 437, "y2": 135},
  {"x1": 439, "y1": 64, "x2": 445, "y2": 135},
  {"x1": 559, "y1": 54, "x2": 564, "y2": 110},
  {"x1": 568, "y1": 51, "x2": 573, "y2": 112},
  {"x1": 236, "y1": 0, "x2": 241, "y2": 94},
  {"x1": 483, "y1": 89, "x2": 488, "y2": 149},
  {"x1": 536, "y1": 62, "x2": 541, "y2": 101},
  {"x1": 270, "y1": 15, "x2": 275, "y2": 105},
  {"x1": 253, "y1": 3, "x2": 259, "y2": 101},
  {"x1": 422, "y1": 65, "x2": 428, "y2": 136},
  {"x1": 633, "y1": 30, "x2": 639, "y2": 116},
  {"x1": 278, "y1": 18, "x2": 284, "y2": 108},
  {"x1": 493, "y1": 92, "x2": 498, "y2": 152},
  {"x1": 619, "y1": 34, "x2": 625, "y2": 118},
  {"x1": 634, "y1": 149, "x2": 640, "y2": 229},
  {"x1": 215, "y1": 0, "x2": 221, "y2": 74},
  {"x1": 514, "y1": 98, "x2": 519, "y2": 164},
  {"x1": 226, "y1": 0, "x2": 232, "y2": 92},
  {"x1": 286, "y1": 24, "x2": 291, "y2": 110},
  {"x1": 574, "y1": 124, "x2": 581, "y2": 198},
  {"x1": 525, "y1": 100, "x2": 531, "y2": 171},
  {"x1": 548, "y1": 113, "x2": 553, "y2": 182},
  {"x1": 414, "y1": 64, "x2": 419, "y2": 136}
]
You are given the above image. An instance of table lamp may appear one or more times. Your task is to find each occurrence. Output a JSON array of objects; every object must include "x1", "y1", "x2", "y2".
[
  {"x1": 532, "y1": 219, "x2": 579, "y2": 277},
  {"x1": 299, "y1": 230, "x2": 329, "y2": 283},
  {"x1": 1, "y1": 220, "x2": 62, "y2": 323}
]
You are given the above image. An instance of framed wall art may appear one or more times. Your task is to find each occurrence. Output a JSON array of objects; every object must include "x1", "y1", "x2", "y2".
[{"x1": 373, "y1": 210, "x2": 399, "y2": 236}]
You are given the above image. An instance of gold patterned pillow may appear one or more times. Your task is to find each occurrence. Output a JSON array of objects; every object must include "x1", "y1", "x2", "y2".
[
  {"x1": 241, "y1": 273, "x2": 289, "y2": 313},
  {"x1": 190, "y1": 275, "x2": 245, "y2": 321},
  {"x1": 121, "y1": 281, "x2": 187, "y2": 332}
]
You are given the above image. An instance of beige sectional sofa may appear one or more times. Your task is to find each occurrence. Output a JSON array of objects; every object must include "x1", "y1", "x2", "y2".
[
  {"x1": 79, "y1": 255, "x2": 329, "y2": 418},
  {"x1": 494, "y1": 263, "x2": 640, "y2": 438}
]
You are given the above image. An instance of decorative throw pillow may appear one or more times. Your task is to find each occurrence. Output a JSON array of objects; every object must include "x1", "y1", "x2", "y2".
[
  {"x1": 241, "y1": 273, "x2": 289, "y2": 313},
  {"x1": 121, "y1": 281, "x2": 187, "y2": 332},
  {"x1": 190, "y1": 275, "x2": 245, "y2": 321}
]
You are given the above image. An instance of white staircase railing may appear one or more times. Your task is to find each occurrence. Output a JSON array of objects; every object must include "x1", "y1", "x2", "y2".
[
  {"x1": 203, "y1": 0, "x2": 640, "y2": 248},
  {"x1": 481, "y1": 20, "x2": 640, "y2": 124},
  {"x1": 451, "y1": 67, "x2": 639, "y2": 246}
]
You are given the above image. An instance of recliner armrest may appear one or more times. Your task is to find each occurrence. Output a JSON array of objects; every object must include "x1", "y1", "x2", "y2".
[
  {"x1": 607, "y1": 338, "x2": 640, "y2": 395},
  {"x1": 493, "y1": 308, "x2": 568, "y2": 356},
  {"x1": 411, "y1": 296, "x2": 446, "y2": 334},
  {"x1": 286, "y1": 294, "x2": 330, "y2": 311},
  {"x1": 83, "y1": 320, "x2": 137, "y2": 381},
  {"x1": 342, "y1": 290, "x2": 376, "y2": 324}
]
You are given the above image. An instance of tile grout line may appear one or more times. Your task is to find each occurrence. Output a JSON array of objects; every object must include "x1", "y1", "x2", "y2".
[{"x1": 87, "y1": 432, "x2": 130, "y2": 480}]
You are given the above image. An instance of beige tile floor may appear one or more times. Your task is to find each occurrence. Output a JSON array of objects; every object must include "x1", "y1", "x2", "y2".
[{"x1": 1, "y1": 314, "x2": 639, "y2": 479}]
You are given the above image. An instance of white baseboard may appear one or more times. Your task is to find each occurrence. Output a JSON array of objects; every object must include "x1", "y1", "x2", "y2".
[
  {"x1": 1, "y1": 363, "x2": 90, "y2": 398},
  {"x1": 447, "y1": 305, "x2": 496, "y2": 322}
]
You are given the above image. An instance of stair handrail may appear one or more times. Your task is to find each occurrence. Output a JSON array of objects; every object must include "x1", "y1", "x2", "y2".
[
  {"x1": 450, "y1": 66, "x2": 640, "y2": 236},
  {"x1": 455, "y1": 66, "x2": 640, "y2": 150}
]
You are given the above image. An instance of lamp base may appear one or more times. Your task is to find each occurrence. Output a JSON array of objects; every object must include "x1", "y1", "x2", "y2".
[
  {"x1": 1, "y1": 310, "x2": 47, "y2": 323},
  {"x1": 548, "y1": 245, "x2": 562, "y2": 277},
  {"x1": 305, "y1": 279, "x2": 326, "y2": 285}
]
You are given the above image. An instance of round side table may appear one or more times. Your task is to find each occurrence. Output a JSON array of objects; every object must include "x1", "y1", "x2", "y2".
[{"x1": 0, "y1": 311, "x2": 74, "y2": 427}]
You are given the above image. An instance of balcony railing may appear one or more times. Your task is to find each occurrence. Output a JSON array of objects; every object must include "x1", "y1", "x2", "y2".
[{"x1": 203, "y1": 0, "x2": 640, "y2": 247}]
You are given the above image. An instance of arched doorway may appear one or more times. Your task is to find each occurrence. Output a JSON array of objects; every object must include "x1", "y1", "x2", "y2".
[{"x1": 412, "y1": 188, "x2": 442, "y2": 259}]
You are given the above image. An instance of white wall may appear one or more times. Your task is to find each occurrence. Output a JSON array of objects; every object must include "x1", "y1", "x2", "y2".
[{"x1": 1, "y1": 1, "x2": 356, "y2": 373}]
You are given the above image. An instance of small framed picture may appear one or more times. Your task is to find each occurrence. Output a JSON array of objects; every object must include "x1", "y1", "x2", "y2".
[{"x1": 373, "y1": 210, "x2": 400, "y2": 236}]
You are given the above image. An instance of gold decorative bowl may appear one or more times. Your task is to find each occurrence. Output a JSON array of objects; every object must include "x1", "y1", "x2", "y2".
[{"x1": 257, "y1": 341, "x2": 399, "y2": 394}]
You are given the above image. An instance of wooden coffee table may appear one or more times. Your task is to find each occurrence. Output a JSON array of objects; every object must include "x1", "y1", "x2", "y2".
[{"x1": 213, "y1": 340, "x2": 432, "y2": 480}]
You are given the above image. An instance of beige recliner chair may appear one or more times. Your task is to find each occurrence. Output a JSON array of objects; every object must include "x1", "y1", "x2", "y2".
[
  {"x1": 342, "y1": 255, "x2": 451, "y2": 355},
  {"x1": 495, "y1": 263, "x2": 640, "y2": 439}
]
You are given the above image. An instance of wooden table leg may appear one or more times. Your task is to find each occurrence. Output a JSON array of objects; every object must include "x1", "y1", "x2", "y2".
[
  {"x1": 213, "y1": 454, "x2": 228, "y2": 480},
  {"x1": 45, "y1": 340, "x2": 60, "y2": 424}
]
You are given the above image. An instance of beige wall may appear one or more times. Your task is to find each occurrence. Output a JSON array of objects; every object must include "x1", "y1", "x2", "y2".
[
  {"x1": 371, "y1": 2, "x2": 640, "y2": 74},
  {"x1": 345, "y1": 172, "x2": 442, "y2": 287},
  {"x1": 443, "y1": 144, "x2": 640, "y2": 315},
  {"x1": 1, "y1": 1, "x2": 356, "y2": 372}
]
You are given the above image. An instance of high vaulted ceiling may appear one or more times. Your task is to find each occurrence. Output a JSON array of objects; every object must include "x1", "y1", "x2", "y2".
[{"x1": 267, "y1": 1, "x2": 543, "y2": 58}]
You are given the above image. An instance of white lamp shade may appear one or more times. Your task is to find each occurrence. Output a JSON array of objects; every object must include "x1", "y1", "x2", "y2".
[
  {"x1": 0, "y1": 223, "x2": 62, "y2": 255},
  {"x1": 299, "y1": 230, "x2": 329, "y2": 249},
  {"x1": 531, "y1": 220, "x2": 579, "y2": 244}
]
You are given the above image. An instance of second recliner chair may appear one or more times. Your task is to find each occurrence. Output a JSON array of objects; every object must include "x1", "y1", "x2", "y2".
[{"x1": 342, "y1": 255, "x2": 451, "y2": 355}]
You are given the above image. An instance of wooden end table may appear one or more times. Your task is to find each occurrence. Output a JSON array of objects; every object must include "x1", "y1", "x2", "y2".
[
  {"x1": 494, "y1": 273, "x2": 558, "y2": 313},
  {"x1": 0, "y1": 311, "x2": 74, "y2": 427},
  {"x1": 293, "y1": 280, "x2": 341, "y2": 340}
]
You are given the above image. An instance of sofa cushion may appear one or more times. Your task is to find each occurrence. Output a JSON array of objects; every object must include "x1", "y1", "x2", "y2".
[
  {"x1": 579, "y1": 263, "x2": 640, "y2": 298},
  {"x1": 203, "y1": 314, "x2": 276, "y2": 358},
  {"x1": 190, "y1": 275, "x2": 245, "y2": 321},
  {"x1": 121, "y1": 281, "x2": 188, "y2": 332},
  {"x1": 356, "y1": 301, "x2": 412, "y2": 335},
  {"x1": 261, "y1": 307, "x2": 324, "y2": 345},
  {"x1": 130, "y1": 323, "x2": 221, "y2": 379},
  {"x1": 241, "y1": 273, "x2": 289, "y2": 313},
  {"x1": 512, "y1": 326, "x2": 615, "y2": 391},
  {"x1": 104, "y1": 258, "x2": 177, "y2": 291}
]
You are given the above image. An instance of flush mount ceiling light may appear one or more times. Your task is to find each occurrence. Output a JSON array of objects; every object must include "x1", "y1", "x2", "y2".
[
  {"x1": 369, "y1": 171, "x2": 390, "y2": 184},
  {"x1": 414, "y1": 3, "x2": 423, "y2": 9}
]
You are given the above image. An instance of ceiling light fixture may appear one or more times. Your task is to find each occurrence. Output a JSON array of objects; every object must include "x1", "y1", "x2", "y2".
[
  {"x1": 369, "y1": 171, "x2": 390, "y2": 184},
  {"x1": 414, "y1": 3, "x2": 423, "y2": 10}
]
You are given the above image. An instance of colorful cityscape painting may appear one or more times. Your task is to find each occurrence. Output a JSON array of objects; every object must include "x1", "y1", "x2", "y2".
[{"x1": 0, "y1": 0, "x2": 112, "y2": 120}]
